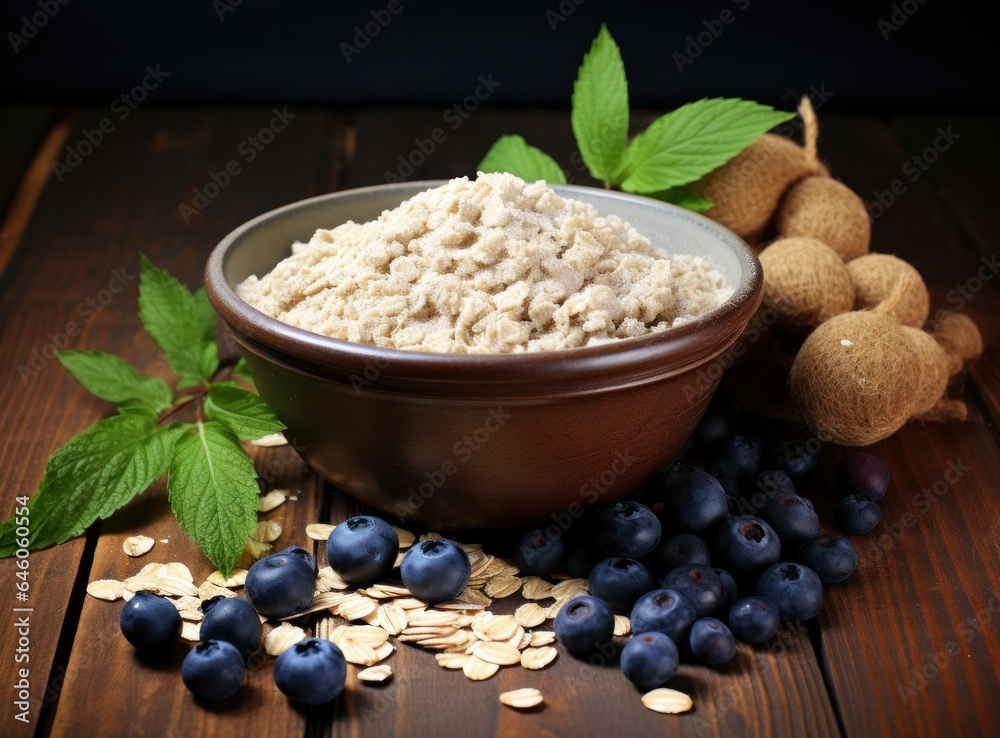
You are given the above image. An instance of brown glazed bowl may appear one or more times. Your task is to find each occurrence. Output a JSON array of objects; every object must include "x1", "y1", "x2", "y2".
[{"x1": 205, "y1": 182, "x2": 762, "y2": 529}]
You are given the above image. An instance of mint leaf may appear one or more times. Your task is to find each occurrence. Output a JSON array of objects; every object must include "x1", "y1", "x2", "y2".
[
  {"x1": 620, "y1": 98, "x2": 796, "y2": 194},
  {"x1": 56, "y1": 349, "x2": 173, "y2": 414},
  {"x1": 138, "y1": 254, "x2": 219, "y2": 389},
  {"x1": 168, "y1": 422, "x2": 260, "y2": 577},
  {"x1": 204, "y1": 381, "x2": 286, "y2": 441},
  {"x1": 571, "y1": 24, "x2": 629, "y2": 184},
  {"x1": 232, "y1": 357, "x2": 255, "y2": 387},
  {"x1": 477, "y1": 135, "x2": 567, "y2": 184},
  {"x1": 0, "y1": 415, "x2": 188, "y2": 556},
  {"x1": 646, "y1": 186, "x2": 715, "y2": 214}
]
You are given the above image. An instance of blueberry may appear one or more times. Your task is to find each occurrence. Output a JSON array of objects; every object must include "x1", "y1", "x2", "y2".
[
  {"x1": 756, "y1": 562, "x2": 823, "y2": 621},
  {"x1": 199, "y1": 596, "x2": 262, "y2": 657},
  {"x1": 837, "y1": 453, "x2": 890, "y2": 501},
  {"x1": 325, "y1": 515, "x2": 399, "y2": 585},
  {"x1": 765, "y1": 440, "x2": 818, "y2": 483},
  {"x1": 621, "y1": 632, "x2": 679, "y2": 688},
  {"x1": 714, "y1": 568, "x2": 739, "y2": 615},
  {"x1": 661, "y1": 565, "x2": 723, "y2": 618},
  {"x1": 728, "y1": 596, "x2": 780, "y2": 643},
  {"x1": 713, "y1": 516, "x2": 780, "y2": 573},
  {"x1": 760, "y1": 494, "x2": 820, "y2": 544},
  {"x1": 689, "y1": 617, "x2": 736, "y2": 665},
  {"x1": 750, "y1": 469, "x2": 797, "y2": 501},
  {"x1": 715, "y1": 435, "x2": 761, "y2": 478},
  {"x1": 835, "y1": 495, "x2": 882, "y2": 535},
  {"x1": 662, "y1": 472, "x2": 728, "y2": 534},
  {"x1": 651, "y1": 533, "x2": 712, "y2": 572},
  {"x1": 553, "y1": 594, "x2": 615, "y2": 654},
  {"x1": 119, "y1": 590, "x2": 182, "y2": 654},
  {"x1": 707, "y1": 457, "x2": 741, "y2": 485},
  {"x1": 515, "y1": 528, "x2": 565, "y2": 576},
  {"x1": 566, "y1": 546, "x2": 601, "y2": 579},
  {"x1": 801, "y1": 535, "x2": 859, "y2": 583},
  {"x1": 695, "y1": 413, "x2": 730, "y2": 447},
  {"x1": 245, "y1": 546, "x2": 316, "y2": 618},
  {"x1": 273, "y1": 637, "x2": 346, "y2": 705},
  {"x1": 588, "y1": 558, "x2": 655, "y2": 612},
  {"x1": 594, "y1": 501, "x2": 661, "y2": 558},
  {"x1": 630, "y1": 589, "x2": 698, "y2": 644},
  {"x1": 651, "y1": 462, "x2": 700, "y2": 494},
  {"x1": 181, "y1": 640, "x2": 245, "y2": 700},
  {"x1": 400, "y1": 539, "x2": 471, "y2": 602}
]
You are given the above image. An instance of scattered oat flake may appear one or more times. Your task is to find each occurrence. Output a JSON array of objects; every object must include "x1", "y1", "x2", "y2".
[
  {"x1": 208, "y1": 568, "x2": 248, "y2": 588},
  {"x1": 435, "y1": 652, "x2": 469, "y2": 669},
  {"x1": 199, "y1": 581, "x2": 237, "y2": 600},
  {"x1": 156, "y1": 576, "x2": 199, "y2": 598},
  {"x1": 253, "y1": 520, "x2": 282, "y2": 543},
  {"x1": 392, "y1": 526, "x2": 415, "y2": 548},
  {"x1": 528, "y1": 631, "x2": 556, "y2": 647},
  {"x1": 642, "y1": 688, "x2": 694, "y2": 714},
  {"x1": 521, "y1": 576, "x2": 555, "y2": 601},
  {"x1": 265, "y1": 623, "x2": 306, "y2": 656},
  {"x1": 257, "y1": 490, "x2": 287, "y2": 512},
  {"x1": 377, "y1": 603, "x2": 408, "y2": 635},
  {"x1": 122, "y1": 590, "x2": 135, "y2": 602},
  {"x1": 181, "y1": 622, "x2": 201, "y2": 642},
  {"x1": 471, "y1": 641, "x2": 522, "y2": 666},
  {"x1": 500, "y1": 688, "x2": 544, "y2": 709},
  {"x1": 457, "y1": 588, "x2": 492, "y2": 607},
  {"x1": 614, "y1": 614, "x2": 631, "y2": 637},
  {"x1": 86, "y1": 580, "x2": 124, "y2": 601},
  {"x1": 463, "y1": 655, "x2": 499, "y2": 681},
  {"x1": 122, "y1": 536, "x2": 155, "y2": 557},
  {"x1": 515, "y1": 603, "x2": 548, "y2": 628},
  {"x1": 358, "y1": 665, "x2": 393, "y2": 682},
  {"x1": 159, "y1": 538, "x2": 169, "y2": 544},
  {"x1": 484, "y1": 575, "x2": 522, "y2": 598},
  {"x1": 306, "y1": 523, "x2": 335, "y2": 541},
  {"x1": 250, "y1": 432, "x2": 288, "y2": 447},
  {"x1": 551, "y1": 578, "x2": 588, "y2": 599},
  {"x1": 520, "y1": 646, "x2": 558, "y2": 670},
  {"x1": 179, "y1": 609, "x2": 203, "y2": 622},
  {"x1": 315, "y1": 566, "x2": 351, "y2": 592},
  {"x1": 284, "y1": 591, "x2": 353, "y2": 618}
]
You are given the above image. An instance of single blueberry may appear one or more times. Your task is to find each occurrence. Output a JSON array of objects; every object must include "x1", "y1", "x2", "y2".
[
  {"x1": 835, "y1": 495, "x2": 882, "y2": 535},
  {"x1": 689, "y1": 617, "x2": 736, "y2": 665},
  {"x1": 553, "y1": 594, "x2": 615, "y2": 654},
  {"x1": 715, "y1": 435, "x2": 761, "y2": 478},
  {"x1": 760, "y1": 494, "x2": 820, "y2": 544},
  {"x1": 400, "y1": 539, "x2": 471, "y2": 602},
  {"x1": 630, "y1": 589, "x2": 698, "y2": 644},
  {"x1": 707, "y1": 457, "x2": 742, "y2": 485},
  {"x1": 621, "y1": 631, "x2": 680, "y2": 688},
  {"x1": 119, "y1": 590, "x2": 182, "y2": 654},
  {"x1": 588, "y1": 558, "x2": 656, "y2": 612},
  {"x1": 515, "y1": 528, "x2": 566, "y2": 576},
  {"x1": 594, "y1": 501, "x2": 661, "y2": 558},
  {"x1": 713, "y1": 516, "x2": 781, "y2": 573},
  {"x1": 273, "y1": 637, "x2": 346, "y2": 705},
  {"x1": 750, "y1": 469, "x2": 797, "y2": 501},
  {"x1": 326, "y1": 515, "x2": 399, "y2": 585},
  {"x1": 837, "y1": 453, "x2": 890, "y2": 501},
  {"x1": 662, "y1": 472, "x2": 728, "y2": 534},
  {"x1": 765, "y1": 439, "x2": 818, "y2": 483},
  {"x1": 661, "y1": 564, "x2": 724, "y2": 618},
  {"x1": 651, "y1": 533, "x2": 712, "y2": 572},
  {"x1": 728, "y1": 596, "x2": 780, "y2": 643},
  {"x1": 181, "y1": 640, "x2": 245, "y2": 701},
  {"x1": 714, "y1": 567, "x2": 739, "y2": 616},
  {"x1": 756, "y1": 562, "x2": 823, "y2": 621},
  {"x1": 801, "y1": 535, "x2": 859, "y2": 583},
  {"x1": 245, "y1": 546, "x2": 316, "y2": 618},
  {"x1": 200, "y1": 596, "x2": 262, "y2": 658}
]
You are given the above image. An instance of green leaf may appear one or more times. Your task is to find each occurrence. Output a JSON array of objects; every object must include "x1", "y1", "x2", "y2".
[
  {"x1": 645, "y1": 186, "x2": 715, "y2": 214},
  {"x1": 0, "y1": 416, "x2": 188, "y2": 556},
  {"x1": 232, "y1": 357, "x2": 255, "y2": 387},
  {"x1": 619, "y1": 98, "x2": 797, "y2": 194},
  {"x1": 204, "y1": 381, "x2": 286, "y2": 441},
  {"x1": 168, "y1": 422, "x2": 260, "y2": 577},
  {"x1": 56, "y1": 349, "x2": 173, "y2": 414},
  {"x1": 477, "y1": 135, "x2": 567, "y2": 184},
  {"x1": 571, "y1": 24, "x2": 629, "y2": 184},
  {"x1": 138, "y1": 254, "x2": 219, "y2": 389}
]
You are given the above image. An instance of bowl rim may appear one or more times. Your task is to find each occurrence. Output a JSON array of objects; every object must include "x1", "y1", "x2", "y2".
[{"x1": 205, "y1": 180, "x2": 762, "y2": 387}]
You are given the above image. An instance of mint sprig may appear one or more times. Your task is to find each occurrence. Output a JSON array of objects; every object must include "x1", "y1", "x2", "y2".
[
  {"x1": 477, "y1": 25, "x2": 797, "y2": 213},
  {"x1": 0, "y1": 256, "x2": 285, "y2": 576},
  {"x1": 478, "y1": 135, "x2": 566, "y2": 184}
]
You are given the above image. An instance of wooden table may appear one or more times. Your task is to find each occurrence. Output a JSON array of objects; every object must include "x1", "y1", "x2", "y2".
[{"x1": 1, "y1": 106, "x2": 997, "y2": 738}]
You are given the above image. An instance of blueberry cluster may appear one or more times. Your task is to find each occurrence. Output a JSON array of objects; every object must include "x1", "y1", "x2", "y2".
[{"x1": 549, "y1": 412, "x2": 889, "y2": 689}]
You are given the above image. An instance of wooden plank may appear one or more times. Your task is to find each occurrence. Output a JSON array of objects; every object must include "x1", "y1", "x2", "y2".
[
  {"x1": 0, "y1": 105, "x2": 52, "y2": 217},
  {"x1": 322, "y1": 108, "x2": 840, "y2": 738},
  {"x1": 807, "y1": 115, "x2": 1000, "y2": 737},
  {"x1": 0, "y1": 107, "x2": 344, "y2": 737}
]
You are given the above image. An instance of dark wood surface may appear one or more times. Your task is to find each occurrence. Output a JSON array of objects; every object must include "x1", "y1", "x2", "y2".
[{"x1": 0, "y1": 106, "x2": 997, "y2": 738}]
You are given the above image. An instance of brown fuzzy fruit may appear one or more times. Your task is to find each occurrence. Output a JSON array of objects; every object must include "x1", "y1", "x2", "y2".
[
  {"x1": 901, "y1": 326, "x2": 951, "y2": 416},
  {"x1": 846, "y1": 254, "x2": 930, "y2": 327},
  {"x1": 931, "y1": 310, "x2": 983, "y2": 374},
  {"x1": 758, "y1": 237, "x2": 855, "y2": 331},
  {"x1": 776, "y1": 176, "x2": 871, "y2": 261},
  {"x1": 790, "y1": 310, "x2": 919, "y2": 446}
]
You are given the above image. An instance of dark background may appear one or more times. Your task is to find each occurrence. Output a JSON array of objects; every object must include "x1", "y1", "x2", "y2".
[{"x1": 1, "y1": 0, "x2": 996, "y2": 112}]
